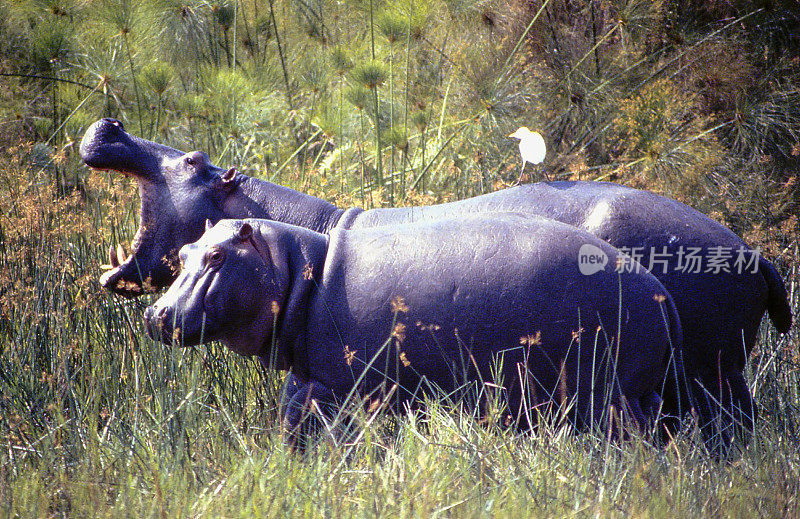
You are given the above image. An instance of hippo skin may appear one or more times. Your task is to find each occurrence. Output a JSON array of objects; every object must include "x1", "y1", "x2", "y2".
[
  {"x1": 81, "y1": 117, "x2": 792, "y2": 454},
  {"x1": 144, "y1": 216, "x2": 682, "y2": 443}
]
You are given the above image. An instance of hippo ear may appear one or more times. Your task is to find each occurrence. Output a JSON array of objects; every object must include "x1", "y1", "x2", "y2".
[
  {"x1": 221, "y1": 167, "x2": 237, "y2": 183},
  {"x1": 205, "y1": 219, "x2": 213, "y2": 232},
  {"x1": 213, "y1": 168, "x2": 238, "y2": 201},
  {"x1": 238, "y1": 222, "x2": 253, "y2": 241}
]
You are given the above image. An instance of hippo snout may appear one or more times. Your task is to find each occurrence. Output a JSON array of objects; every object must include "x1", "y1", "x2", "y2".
[
  {"x1": 80, "y1": 117, "x2": 183, "y2": 178},
  {"x1": 144, "y1": 300, "x2": 207, "y2": 346},
  {"x1": 80, "y1": 119, "x2": 128, "y2": 167}
]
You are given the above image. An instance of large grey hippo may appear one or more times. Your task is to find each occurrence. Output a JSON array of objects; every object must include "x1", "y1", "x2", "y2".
[
  {"x1": 81, "y1": 117, "x2": 792, "y2": 454},
  {"x1": 143, "y1": 216, "x2": 682, "y2": 445}
]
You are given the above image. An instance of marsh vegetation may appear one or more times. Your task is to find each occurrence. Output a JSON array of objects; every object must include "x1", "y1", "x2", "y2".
[{"x1": 1, "y1": 0, "x2": 799, "y2": 516}]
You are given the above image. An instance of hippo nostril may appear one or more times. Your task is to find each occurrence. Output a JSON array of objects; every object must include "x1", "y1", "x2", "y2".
[{"x1": 144, "y1": 305, "x2": 167, "y2": 324}]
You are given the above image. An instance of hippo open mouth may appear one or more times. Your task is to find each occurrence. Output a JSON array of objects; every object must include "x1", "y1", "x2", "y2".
[
  {"x1": 80, "y1": 118, "x2": 340, "y2": 298},
  {"x1": 96, "y1": 205, "x2": 178, "y2": 297},
  {"x1": 80, "y1": 118, "x2": 209, "y2": 297}
]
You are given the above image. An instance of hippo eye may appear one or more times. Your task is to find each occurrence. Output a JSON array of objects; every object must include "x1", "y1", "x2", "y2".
[{"x1": 206, "y1": 248, "x2": 225, "y2": 267}]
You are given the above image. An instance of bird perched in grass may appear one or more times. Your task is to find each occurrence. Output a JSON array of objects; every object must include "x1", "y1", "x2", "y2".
[{"x1": 508, "y1": 127, "x2": 547, "y2": 182}]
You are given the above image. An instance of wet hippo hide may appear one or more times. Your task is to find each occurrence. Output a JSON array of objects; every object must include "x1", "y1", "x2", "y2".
[{"x1": 81, "y1": 118, "x2": 792, "y2": 455}]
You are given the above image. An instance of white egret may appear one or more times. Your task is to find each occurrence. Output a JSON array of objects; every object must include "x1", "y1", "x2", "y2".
[{"x1": 508, "y1": 126, "x2": 547, "y2": 182}]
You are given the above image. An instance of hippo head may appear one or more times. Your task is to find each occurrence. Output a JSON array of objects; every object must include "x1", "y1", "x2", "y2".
[
  {"x1": 80, "y1": 118, "x2": 239, "y2": 296},
  {"x1": 144, "y1": 220, "x2": 289, "y2": 358}
]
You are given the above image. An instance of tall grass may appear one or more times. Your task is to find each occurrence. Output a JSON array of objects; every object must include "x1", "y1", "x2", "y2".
[
  {"x1": 1, "y1": 141, "x2": 799, "y2": 518},
  {"x1": 3, "y1": 0, "x2": 795, "y2": 230}
]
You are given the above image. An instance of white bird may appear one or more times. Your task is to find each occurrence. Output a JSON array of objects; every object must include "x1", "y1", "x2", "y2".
[{"x1": 508, "y1": 126, "x2": 547, "y2": 182}]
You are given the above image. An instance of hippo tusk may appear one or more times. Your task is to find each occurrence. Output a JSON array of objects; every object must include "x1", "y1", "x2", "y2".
[
  {"x1": 116, "y1": 243, "x2": 127, "y2": 265},
  {"x1": 109, "y1": 244, "x2": 120, "y2": 268}
]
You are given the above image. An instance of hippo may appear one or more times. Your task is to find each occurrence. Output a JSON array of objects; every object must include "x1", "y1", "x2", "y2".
[
  {"x1": 80, "y1": 118, "x2": 792, "y2": 455},
  {"x1": 143, "y1": 216, "x2": 683, "y2": 445}
]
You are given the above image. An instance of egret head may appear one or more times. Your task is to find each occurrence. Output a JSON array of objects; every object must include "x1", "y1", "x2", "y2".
[{"x1": 508, "y1": 126, "x2": 533, "y2": 140}]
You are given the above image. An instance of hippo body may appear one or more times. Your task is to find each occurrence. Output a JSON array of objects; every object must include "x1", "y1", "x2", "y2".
[
  {"x1": 340, "y1": 183, "x2": 792, "y2": 452},
  {"x1": 81, "y1": 118, "x2": 792, "y2": 453},
  {"x1": 145, "y1": 216, "x2": 682, "y2": 441},
  {"x1": 353, "y1": 182, "x2": 785, "y2": 375}
]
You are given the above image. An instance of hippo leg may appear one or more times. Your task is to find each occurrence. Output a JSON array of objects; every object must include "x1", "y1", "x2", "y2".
[
  {"x1": 657, "y1": 347, "x2": 692, "y2": 439},
  {"x1": 281, "y1": 380, "x2": 338, "y2": 452},
  {"x1": 639, "y1": 390, "x2": 695, "y2": 446},
  {"x1": 588, "y1": 390, "x2": 645, "y2": 441},
  {"x1": 619, "y1": 397, "x2": 643, "y2": 436},
  {"x1": 692, "y1": 375, "x2": 725, "y2": 458},
  {"x1": 279, "y1": 373, "x2": 305, "y2": 421},
  {"x1": 693, "y1": 369, "x2": 755, "y2": 459},
  {"x1": 640, "y1": 391, "x2": 663, "y2": 425},
  {"x1": 726, "y1": 370, "x2": 757, "y2": 445}
]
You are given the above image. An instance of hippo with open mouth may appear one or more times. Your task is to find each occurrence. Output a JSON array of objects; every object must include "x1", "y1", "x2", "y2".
[
  {"x1": 81, "y1": 118, "x2": 792, "y2": 455},
  {"x1": 144, "y1": 216, "x2": 682, "y2": 445}
]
